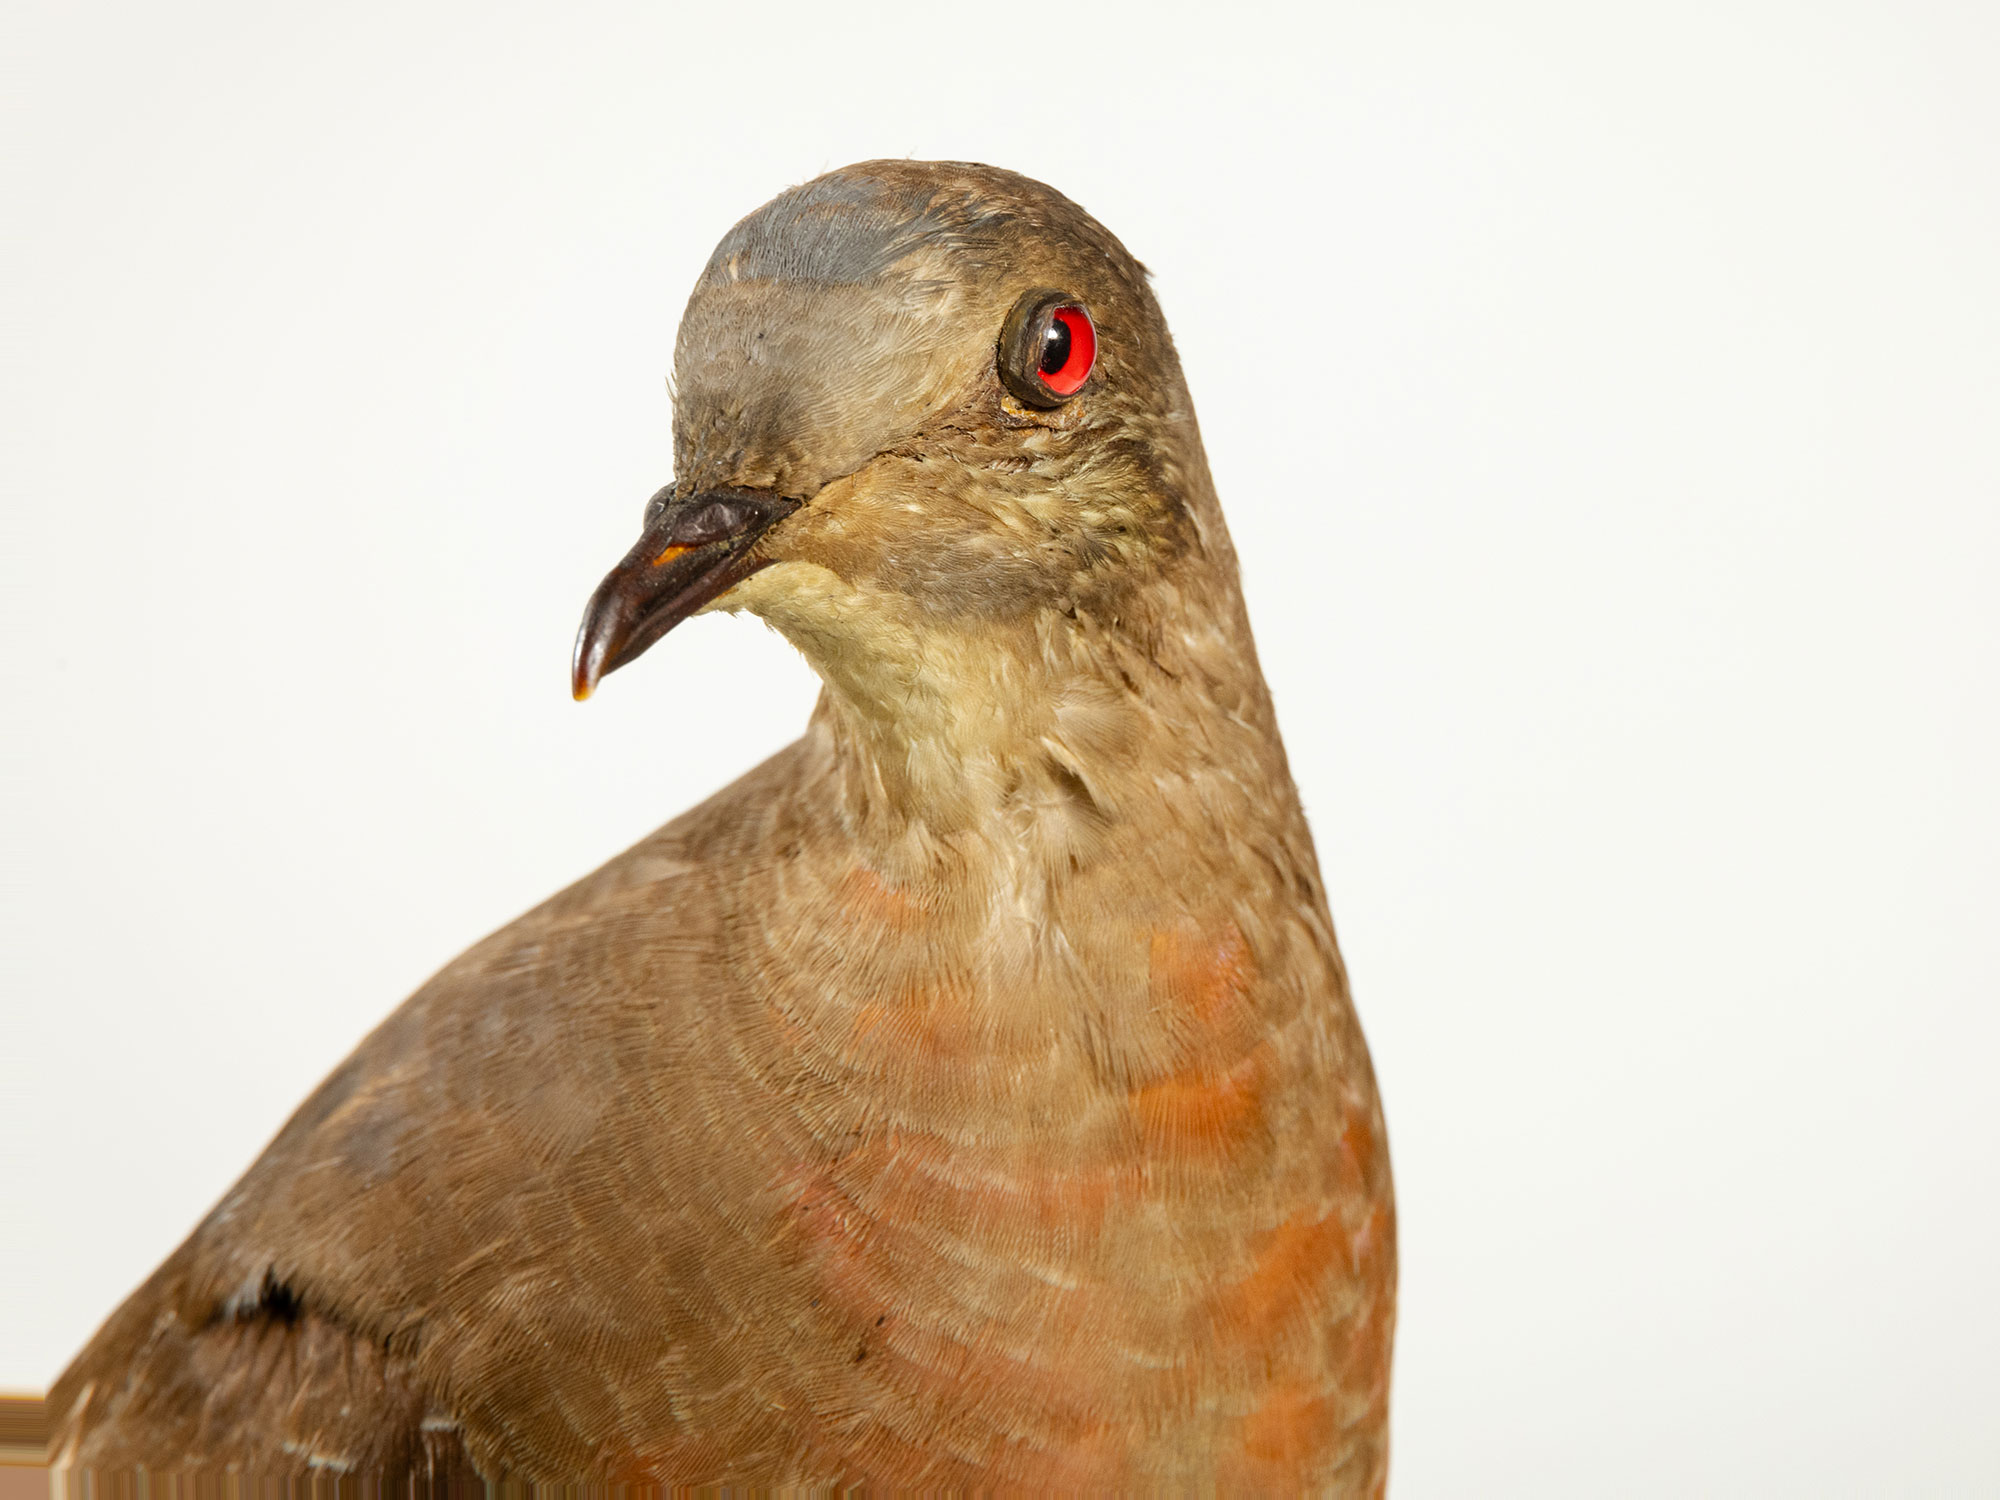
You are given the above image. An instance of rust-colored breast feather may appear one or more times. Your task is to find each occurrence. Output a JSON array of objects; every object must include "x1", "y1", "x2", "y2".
[{"x1": 55, "y1": 735, "x2": 1393, "y2": 1491}]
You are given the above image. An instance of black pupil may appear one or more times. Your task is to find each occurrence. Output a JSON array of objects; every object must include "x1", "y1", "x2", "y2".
[{"x1": 1038, "y1": 315, "x2": 1071, "y2": 376}]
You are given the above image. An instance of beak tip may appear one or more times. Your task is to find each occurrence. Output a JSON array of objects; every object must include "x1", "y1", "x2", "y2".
[
  {"x1": 570, "y1": 629, "x2": 603, "y2": 701},
  {"x1": 571, "y1": 487, "x2": 799, "y2": 699}
]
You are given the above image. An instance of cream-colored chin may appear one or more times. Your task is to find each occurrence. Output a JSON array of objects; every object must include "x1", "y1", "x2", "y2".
[
  {"x1": 714, "y1": 561, "x2": 1119, "y2": 861},
  {"x1": 711, "y1": 559, "x2": 1042, "y2": 761}
]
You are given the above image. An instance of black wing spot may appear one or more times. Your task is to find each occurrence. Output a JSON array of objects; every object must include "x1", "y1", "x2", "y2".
[{"x1": 242, "y1": 1268, "x2": 305, "y2": 1326}]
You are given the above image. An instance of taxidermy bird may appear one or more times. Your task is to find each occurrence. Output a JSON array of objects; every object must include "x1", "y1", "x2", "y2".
[{"x1": 51, "y1": 160, "x2": 1396, "y2": 1494}]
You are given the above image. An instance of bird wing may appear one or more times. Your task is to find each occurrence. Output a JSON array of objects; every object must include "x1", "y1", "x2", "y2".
[{"x1": 49, "y1": 740, "x2": 809, "y2": 1482}]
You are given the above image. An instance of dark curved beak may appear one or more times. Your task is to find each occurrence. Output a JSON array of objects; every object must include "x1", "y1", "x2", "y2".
[{"x1": 571, "y1": 485, "x2": 800, "y2": 700}]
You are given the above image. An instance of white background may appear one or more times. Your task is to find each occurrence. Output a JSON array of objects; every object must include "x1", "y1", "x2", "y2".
[{"x1": 4, "y1": 2, "x2": 1996, "y2": 1492}]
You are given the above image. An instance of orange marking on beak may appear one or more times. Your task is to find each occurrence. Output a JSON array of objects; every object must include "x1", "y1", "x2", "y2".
[{"x1": 652, "y1": 542, "x2": 693, "y2": 567}]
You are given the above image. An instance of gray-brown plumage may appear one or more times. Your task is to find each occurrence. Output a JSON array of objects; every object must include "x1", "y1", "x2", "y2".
[{"x1": 51, "y1": 160, "x2": 1396, "y2": 1493}]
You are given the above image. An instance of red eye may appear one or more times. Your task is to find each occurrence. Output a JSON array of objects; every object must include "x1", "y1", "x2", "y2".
[
  {"x1": 998, "y1": 290, "x2": 1097, "y2": 408},
  {"x1": 1037, "y1": 305, "x2": 1096, "y2": 396}
]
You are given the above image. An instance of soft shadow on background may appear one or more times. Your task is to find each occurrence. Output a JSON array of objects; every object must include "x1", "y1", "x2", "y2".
[{"x1": 3, "y1": 2, "x2": 1996, "y2": 1493}]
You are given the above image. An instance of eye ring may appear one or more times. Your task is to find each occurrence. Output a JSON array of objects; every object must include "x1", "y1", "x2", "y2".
[{"x1": 998, "y1": 288, "x2": 1098, "y2": 408}]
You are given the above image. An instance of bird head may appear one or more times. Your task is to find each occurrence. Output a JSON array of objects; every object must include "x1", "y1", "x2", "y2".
[
  {"x1": 572, "y1": 161, "x2": 1234, "y2": 710},
  {"x1": 568, "y1": 159, "x2": 1272, "y2": 848}
]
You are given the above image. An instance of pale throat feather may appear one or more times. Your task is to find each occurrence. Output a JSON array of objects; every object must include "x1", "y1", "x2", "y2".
[{"x1": 718, "y1": 537, "x2": 1323, "y2": 1014}]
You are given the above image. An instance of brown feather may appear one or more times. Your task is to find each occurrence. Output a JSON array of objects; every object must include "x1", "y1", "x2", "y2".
[{"x1": 52, "y1": 160, "x2": 1395, "y2": 1494}]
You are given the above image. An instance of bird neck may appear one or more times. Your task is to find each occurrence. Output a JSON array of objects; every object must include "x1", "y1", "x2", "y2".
[
  {"x1": 732, "y1": 549, "x2": 1355, "y2": 1180},
  {"x1": 770, "y1": 557, "x2": 1313, "y2": 899}
]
